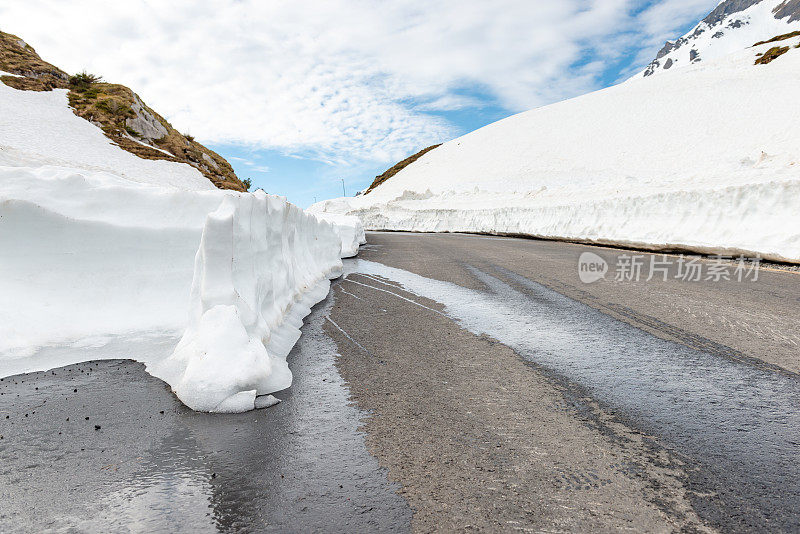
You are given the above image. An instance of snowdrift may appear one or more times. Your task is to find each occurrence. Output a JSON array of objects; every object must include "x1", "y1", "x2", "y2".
[
  {"x1": 311, "y1": 38, "x2": 800, "y2": 262},
  {"x1": 0, "y1": 82, "x2": 357, "y2": 412}
]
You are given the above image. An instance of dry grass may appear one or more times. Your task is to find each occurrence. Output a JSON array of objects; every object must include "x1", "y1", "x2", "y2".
[
  {"x1": 365, "y1": 144, "x2": 442, "y2": 194},
  {"x1": 0, "y1": 74, "x2": 64, "y2": 91},
  {"x1": 755, "y1": 46, "x2": 791, "y2": 65},
  {"x1": 69, "y1": 82, "x2": 135, "y2": 127},
  {"x1": 0, "y1": 31, "x2": 68, "y2": 89},
  {"x1": 0, "y1": 30, "x2": 246, "y2": 191},
  {"x1": 753, "y1": 31, "x2": 800, "y2": 47}
]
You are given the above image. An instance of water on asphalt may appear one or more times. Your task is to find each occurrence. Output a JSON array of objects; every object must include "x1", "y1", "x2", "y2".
[
  {"x1": 0, "y1": 297, "x2": 411, "y2": 533},
  {"x1": 348, "y1": 258, "x2": 800, "y2": 531}
]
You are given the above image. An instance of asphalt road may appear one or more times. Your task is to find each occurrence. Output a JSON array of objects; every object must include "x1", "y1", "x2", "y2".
[
  {"x1": 1, "y1": 231, "x2": 799, "y2": 532},
  {"x1": 0, "y1": 298, "x2": 411, "y2": 533},
  {"x1": 327, "y1": 232, "x2": 800, "y2": 532}
]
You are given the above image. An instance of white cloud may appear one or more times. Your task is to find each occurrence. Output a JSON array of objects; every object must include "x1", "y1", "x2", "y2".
[
  {"x1": 638, "y1": 0, "x2": 718, "y2": 40},
  {"x1": 0, "y1": 0, "x2": 719, "y2": 164},
  {"x1": 415, "y1": 94, "x2": 487, "y2": 112}
]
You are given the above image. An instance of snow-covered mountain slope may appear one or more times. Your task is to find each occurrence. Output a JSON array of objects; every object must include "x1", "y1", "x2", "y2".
[
  {"x1": 0, "y1": 30, "x2": 247, "y2": 191},
  {"x1": 0, "y1": 80, "x2": 214, "y2": 189},
  {"x1": 0, "y1": 71, "x2": 359, "y2": 412},
  {"x1": 311, "y1": 38, "x2": 800, "y2": 262},
  {"x1": 638, "y1": 0, "x2": 800, "y2": 77}
]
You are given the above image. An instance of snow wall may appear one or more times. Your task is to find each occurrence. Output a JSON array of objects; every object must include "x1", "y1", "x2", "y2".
[
  {"x1": 0, "y1": 164, "x2": 348, "y2": 412},
  {"x1": 311, "y1": 212, "x2": 367, "y2": 258}
]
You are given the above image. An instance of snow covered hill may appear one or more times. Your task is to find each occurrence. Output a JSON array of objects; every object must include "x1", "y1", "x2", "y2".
[
  {"x1": 638, "y1": 0, "x2": 800, "y2": 78},
  {"x1": 311, "y1": 24, "x2": 800, "y2": 262},
  {"x1": 0, "y1": 30, "x2": 247, "y2": 191},
  {"x1": 0, "y1": 42, "x2": 362, "y2": 412}
]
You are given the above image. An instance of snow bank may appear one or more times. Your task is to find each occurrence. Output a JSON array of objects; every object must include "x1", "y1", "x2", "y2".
[
  {"x1": 0, "y1": 166, "x2": 209, "y2": 360},
  {"x1": 312, "y1": 40, "x2": 800, "y2": 262},
  {"x1": 151, "y1": 193, "x2": 342, "y2": 412},
  {"x1": 0, "y1": 165, "x2": 347, "y2": 411},
  {"x1": 309, "y1": 211, "x2": 367, "y2": 257},
  {"x1": 0, "y1": 80, "x2": 359, "y2": 412}
]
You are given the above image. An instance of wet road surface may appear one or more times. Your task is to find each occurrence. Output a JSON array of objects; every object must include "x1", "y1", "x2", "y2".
[
  {"x1": 0, "y1": 297, "x2": 410, "y2": 533},
  {"x1": 326, "y1": 232, "x2": 800, "y2": 532},
  {"x1": 2, "y1": 231, "x2": 799, "y2": 532}
]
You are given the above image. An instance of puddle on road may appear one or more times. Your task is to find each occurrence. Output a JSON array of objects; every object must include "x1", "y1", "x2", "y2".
[
  {"x1": 348, "y1": 259, "x2": 800, "y2": 531},
  {"x1": 0, "y1": 296, "x2": 410, "y2": 533}
]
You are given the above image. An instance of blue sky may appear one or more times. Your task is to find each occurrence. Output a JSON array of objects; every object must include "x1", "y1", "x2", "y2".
[
  {"x1": 1, "y1": 0, "x2": 719, "y2": 207},
  {"x1": 212, "y1": 89, "x2": 513, "y2": 206}
]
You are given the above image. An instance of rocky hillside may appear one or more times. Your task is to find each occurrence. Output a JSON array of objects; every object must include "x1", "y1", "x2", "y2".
[
  {"x1": 639, "y1": 0, "x2": 800, "y2": 77},
  {"x1": 0, "y1": 31, "x2": 246, "y2": 191}
]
